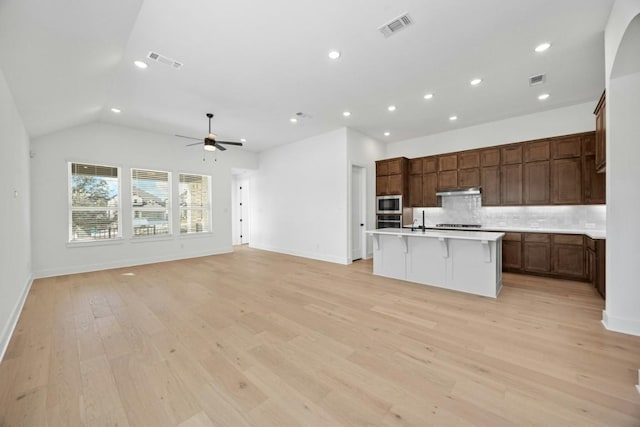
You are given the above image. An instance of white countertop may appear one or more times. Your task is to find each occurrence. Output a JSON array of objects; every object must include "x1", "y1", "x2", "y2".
[
  {"x1": 402, "y1": 225, "x2": 606, "y2": 240},
  {"x1": 368, "y1": 228, "x2": 504, "y2": 242}
]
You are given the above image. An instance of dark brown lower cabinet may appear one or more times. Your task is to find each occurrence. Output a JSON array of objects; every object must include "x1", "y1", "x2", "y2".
[
  {"x1": 502, "y1": 233, "x2": 522, "y2": 271},
  {"x1": 552, "y1": 234, "x2": 585, "y2": 279},
  {"x1": 586, "y1": 237, "x2": 606, "y2": 299},
  {"x1": 524, "y1": 234, "x2": 552, "y2": 274}
]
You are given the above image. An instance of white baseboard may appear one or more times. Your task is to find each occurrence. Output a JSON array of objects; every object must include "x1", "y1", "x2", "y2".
[
  {"x1": 32, "y1": 248, "x2": 232, "y2": 279},
  {"x1": 601, "y1": 310, "x2": 640, "y2": 337},
  {"x1": 0, "y1": 275, "x2": 33, "y2": 363},
  {"x1": 249, "y1": 244, "x2": 349, "y2": 265}
]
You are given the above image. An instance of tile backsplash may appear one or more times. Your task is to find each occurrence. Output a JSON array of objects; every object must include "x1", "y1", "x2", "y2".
[{"x1": 412, "y1": 195, "x2": 606, "y2": 230}]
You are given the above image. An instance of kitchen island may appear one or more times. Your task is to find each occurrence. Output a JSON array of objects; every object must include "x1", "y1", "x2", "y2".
[{"x1": 367, "y1": 228, "x2": 505, "y2": 298}]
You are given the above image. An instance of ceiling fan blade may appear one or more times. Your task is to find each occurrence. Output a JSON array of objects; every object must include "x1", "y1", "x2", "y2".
[
  {"x1": 216, "y1": 140, "x2": 243, "y2": 146},
  {"x1": 186, "y1": 141, "x2": 203, "y2": 146},
  {"x1": 175, "y1": 134, "x2": 203, "y2": 141},
  {"x1": 214, "y1": 143, "x2": 227, "y2": 151}
]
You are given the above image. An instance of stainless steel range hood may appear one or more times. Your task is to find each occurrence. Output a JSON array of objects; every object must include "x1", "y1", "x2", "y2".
[{"x1": 436, "y1": 187, "x2": 481, "y2": 197}]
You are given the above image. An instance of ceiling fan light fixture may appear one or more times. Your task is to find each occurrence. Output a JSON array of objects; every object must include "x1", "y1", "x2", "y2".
[{"x1": 204, "y1": 140, "x2": 216, "y2": 151}]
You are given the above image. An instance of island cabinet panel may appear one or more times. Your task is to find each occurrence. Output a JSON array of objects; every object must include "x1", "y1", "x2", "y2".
[
  {"x1": 409, "y1": 158, "x2": 423, "y2": 175},
  {"x1": 422, "y1": 173, "x2": 438, "y2": 207},
  {"x1": 438, "y1": 170, "x2": 458, "y2": 190},
  {"x1": 524, "y1": 140, "x2": 550, "y2": 162},
  {"x1": 423, "y1": 156, "x2": 438, "y2": 173},
  {"x1": 458, "y1": 151, "x2": 480, "y2": 169},
  {"x1": 387, "y1": 174, "x2": 404, "y2": 195},
  {"x1": 481, "y1": 166, "x2": 501, "y2": 206},
  {"x1": 408, "y1": 174, "x2": 423, "y2": 207},
  {"x1": 438, "y1": 154, "x2": 458, "y2": 171},
  {"x1": 502, "y1": 144, "x2": 522, "y2": 165},
  {"x1": 387, "y1": 158, "x2": 405, "y2": 175},
  {"x1": 481, "y1": 148, "x2": 501, "y2": 167},
  {"x1": 524, "y1": 233, "x2": 552, "y2": 274},
  {"x1": 552, "y1": 234, "x2": 585, "y2": 279},
  {"x1": 501, "y1": 163, "x2": 523, "y2": 205},
  {"x1": 502, "y1": 232, "x2": 523, "y2": 271},
  {"x1": 523, "y1": 161, "x2": 550, "y2": 205},
  {"x1": 594, "y1": 91, "x2": 606, "y2": 172},
  {"x1": 459, "y1": 168, "x2": 480, "y2": 188},
  {"x1": 552, "y1": 157, "x2": 582, "y2": 204},
  {"x1": 552, "y1": 135, "x2": 582, "y2": 159}
]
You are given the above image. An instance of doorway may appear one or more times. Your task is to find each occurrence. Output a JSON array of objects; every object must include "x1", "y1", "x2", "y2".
[
  {"x1": 351, "y1": 165, "x2": 366, "y2": 262},
  {"x1": 232, "y1": 175, "x2": 250, "y2": 245}
]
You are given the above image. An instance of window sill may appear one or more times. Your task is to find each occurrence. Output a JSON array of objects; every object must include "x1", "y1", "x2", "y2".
[
  {"x1": 67, "y1": 238, "x2": 124, "y2": 248},
  {"x1": 130, "y1": 235, "x2": 175, "y2": 243},
  {"x1": 179, "y1": 231, "x2": 214, "y2": 239}
]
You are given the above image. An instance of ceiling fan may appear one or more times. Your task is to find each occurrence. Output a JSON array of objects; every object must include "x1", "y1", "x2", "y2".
[{"x1": 175, "y1": 113, "x2": 243, "y2": 151}]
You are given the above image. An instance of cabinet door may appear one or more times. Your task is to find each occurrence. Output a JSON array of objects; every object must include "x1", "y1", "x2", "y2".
[
  {"x1": 423, "y1": 173, "x2": 438, "y2": 207},
  {"x1": 438, "y1": 154, "x2": 458, "y2": 171},
  {"x1": 552, "y1": 158, "x2": 582, "y2": 204},
  {"x1": 553, "y1": 244, "x2": 585, "y2": 278},
  {"x1": 595, "y1": 94, "x2": 606, "y2": 172},
  {"x1": 524, "y1": 140, "x2": 550, "y2": 162},
  {"x1": 502, "y1": 145, "x2": 522, "y2": 164},
  {"x1": 387, "y1": 174, "x2": 403, "y2": 195},
  {"x1": 481, "y1": 166, "x2": 501, "y2": 206},
  {"x1": 524, "y1": 241, "x2": 552, "y2": 273},
  {"x1": 459, "y1": 168, "x2": 479, "y2": 188},
  {"x1": 409, "y1": 158, "x2": 423, "y2": 175},
  {"x1": 583, "y1": 154, "x2": 605, "y2": 204},
  {"x1": 376, "y1": 160, "x2": 388, "y2": 176},
  {"x1": 438, "y1": 170, "x2": 458, "y2": 190},
  {"x1": 587, "y1": 248, "x2": 596, "y2": 284},
  {"x1": 501, "y1": 163, "x2": 522, "y2": 205},
  {"x1": 458, "y1": 151, "x2": 480, "y2": 169},
  {"x1": 423, "y1": 156, "x2": 438, "y2": 173},
  {"x1": 376, "y1": 175, "x2": 388, "y2": 196},
  {"x1": 481, "y1": 148, "x2": 501, "y2": 167},
  {"x1": 596, "y1": 240, "x2": 606, "y2": 298},
  {"x1": 387, "y1": 158, "x2": 404, "y2": 175},
  {"x1": 552, "y1": 135, "x2": 582, "y2": 159},
  {"x1": 502, "y1": 233, "x2": 522, "y2": 271},
  {"x1": 524, "y1": 161, "x2": 550, "y2": 205},
  {"x1": 408, "y1": 174, "x2": 423, "y2": 207}
]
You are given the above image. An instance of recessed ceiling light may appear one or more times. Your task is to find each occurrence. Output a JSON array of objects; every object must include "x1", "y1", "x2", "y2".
[
  {"x1": 343, "y1": 111, "x2": 351, "y2": 117},
  {"x1": 384, "y1": 132, "x2": 391, "y2": 136},
  {"x1": 290, "y1": 118, "x2": 298, "y2": 123},
  {"x1": 449, "y1": 115, "x2": 458, "y2": 121},
  {"x1": 538, "y1": 93, "x2": 550, "y2": 100},
  {"x1": 133, "y1": 60, "x2": 148, "y2": 69},
  {"x1": 387, "y1": 105, "x2": 396, "y2": 112},
  {"x1": 110, "y1": 108, "x2": 121, "y2": 113},
  {"x1": 240, "y1": 138, "x2": 247, "y2": 143},
  {"x1": 423, "y1": 93, "x2": 434, "y2": 100},
  {"x1": 535, "y1": 42, "x2": 551, "y2": 53},
  {"x1": 328, "y1": 50, "x2": 341, "y2": 60},
  {"x1": 470, "y1": 78, "x2": 483, "y2": 86}
]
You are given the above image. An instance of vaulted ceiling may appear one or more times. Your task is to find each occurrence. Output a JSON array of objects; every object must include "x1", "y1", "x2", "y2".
[{"x1": 0, "y1": 0, "x2": 613, "y2": 151}]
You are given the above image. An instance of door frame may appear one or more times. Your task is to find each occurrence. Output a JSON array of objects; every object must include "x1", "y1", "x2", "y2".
[{"x1": 349, "y1": 163, "x2": 367, "y2": 263}]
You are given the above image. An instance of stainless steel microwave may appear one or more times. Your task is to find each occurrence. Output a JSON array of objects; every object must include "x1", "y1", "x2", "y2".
[{"x1": 376, "y1": 195, "x2": 402, "y2": 214}]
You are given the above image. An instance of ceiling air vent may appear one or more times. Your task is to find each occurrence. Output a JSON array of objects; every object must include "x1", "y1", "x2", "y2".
[
  {"x1": 378, "y1": 13, "x2": 413, "y2": 38},
  {"x1": 147, "y1": 51, "x2": 183, "y2": 69},
  {"x1": 529, "y1": 73, "x2": 546, "y2": 86}
]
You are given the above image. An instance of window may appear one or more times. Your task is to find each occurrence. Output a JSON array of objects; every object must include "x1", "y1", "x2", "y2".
[
  {"x1": 179, "y1": 173, "x2": 211, "y2": 234},
  {"x1": 69, "y1": 163, "x2": 120, "y2": 242},
  {"x1": 131, "y1": 168, "x2": 171, "y2": 237}
]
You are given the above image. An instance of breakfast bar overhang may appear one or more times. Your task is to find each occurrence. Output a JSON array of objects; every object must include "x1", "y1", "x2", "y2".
[{"x1": 367, "y1": 228, "x2": 505, "y2": 298}]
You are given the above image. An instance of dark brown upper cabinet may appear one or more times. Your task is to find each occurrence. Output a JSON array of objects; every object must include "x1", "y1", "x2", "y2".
[
  {"x1": 480, "y1": 148, "x2": 501, "y2": 167},
  {"x1": 423, "y1": 173, "x2": 438, "y2": 207},
  {"x1": 438, "y1": 154, "x2": 458, "y2": 171},
  {"x1": 524, "y1": 161, "x2": 550, "y2": 205},
  {"x1": 408, "y1": 174, "x2": 423, "y2": 207},
  {"x1": 438, "y1": 170, "x2": 458, "y2": 190},
  {"x1": 501, "y1": 163, "x2": 523, "y2": 205},
  {"x1": 552, "y1": 157, "x2": 582, "y2": 204},
  {"x1": 502, "y1": 145, "x2": 522, "y2": 165},
  {"x1": 594, "y1": 91, "x2": 606, "y2": 173},
  {"x1": 387, "y1": 158, "x2": 405, "y2": 175},
  {"x1": 458, "y1": 151, "x2": 480, "y2": 170},
  {"x1": 552, "y1": 135, "x2": 581, "y2": 159},
  {"x1": 524, "y1": 140, "x2": 550, "y2": 162},
  {"x1": 423, "y1": 156, "x2": 438, "y2": 173},
  {"x1": 582, "y1": 134, "x2": 605, "y2": 204},
  {"x1": 459, "y1": 168, "x2": 480, "y2": 188},
  {"x1": 480, "y1": 166, "x2": 501, "y2": 206},
  {"x1": 409, "y1": 158, "x2": 423, "y2": 175}
]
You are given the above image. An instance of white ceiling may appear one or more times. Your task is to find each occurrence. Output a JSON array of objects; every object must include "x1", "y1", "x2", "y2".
[{"x1": 0, "y1": 0, "x2": 613, "y2": 152}]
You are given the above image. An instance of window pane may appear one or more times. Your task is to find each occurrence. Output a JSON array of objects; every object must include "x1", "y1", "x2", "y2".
[
  {"x1": 132, "y1": 210, "x2": 170, "y2": 236},
  {"x1": 180, "y1": 209, "x2": 210, "y2": 233},
  {"x1": 179, "y1": 174, "x2": 209, "y2": 208},
  {"x1": 132, "y1": 169, "x2": 169, "y2": 207},
  {"x1": 71, "y1": 210, "x2": 119, "y2": 240},
  {"x1": 71, "y1": 164, "x2": 118, "y2": 208}
]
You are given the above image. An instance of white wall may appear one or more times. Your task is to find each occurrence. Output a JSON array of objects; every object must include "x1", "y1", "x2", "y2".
[
  {"x1": 30, "y1": 122, "x2": 258, "y2": 278},
  {"x1": 346, "y1": 128, "x2": 386, "y2": 258},
  {"x1": 250, "y1": 128, "x2": 349, "y2": 264},
  {"x1": 603, "y1": 0, "x2": 640, "y2": 336},
  {"x1": 0, "y1": 66, "x2": 32, "y2": 360},
  {"x1": 386, "y1": 102, "x2": 596, "y2": 158}
]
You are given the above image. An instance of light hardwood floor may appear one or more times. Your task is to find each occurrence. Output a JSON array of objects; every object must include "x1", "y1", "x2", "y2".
[{"x1": 1, "y1": 246, "x2": 639, "y2": 426}]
